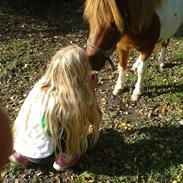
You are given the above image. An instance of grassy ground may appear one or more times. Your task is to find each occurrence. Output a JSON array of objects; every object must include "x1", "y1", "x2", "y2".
[{"x1": 0, "y1": 0, "x2": 183, "y2": 182}]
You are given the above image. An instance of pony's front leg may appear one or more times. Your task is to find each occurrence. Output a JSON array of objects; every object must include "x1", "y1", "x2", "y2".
[
  {"x1": 131, "y1": 51, "x2": 151, "y2": 101},
  {"x1": 113, "y1": 49, "x2": 129, "y2": 96}
]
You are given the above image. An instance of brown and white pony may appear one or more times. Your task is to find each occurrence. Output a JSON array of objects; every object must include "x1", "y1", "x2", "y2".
[{"x1": 84, "y1": 0, "x2": 183, "y2": 101}]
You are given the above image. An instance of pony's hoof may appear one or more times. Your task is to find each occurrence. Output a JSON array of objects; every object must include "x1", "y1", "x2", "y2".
[
  {"x1": 113, "y1": 88, "x2": 124, "y2": 96},
  {"x1": 159, "y1": 64, "x2": 164, "y2": 72},
  {"x1": 131, "y1": 93, "x2": 140, "y2": 101}
]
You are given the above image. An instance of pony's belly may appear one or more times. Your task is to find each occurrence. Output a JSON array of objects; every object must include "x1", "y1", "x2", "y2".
[{"x1": 155, "y1": 0, "x2": 183, "y2": 41}]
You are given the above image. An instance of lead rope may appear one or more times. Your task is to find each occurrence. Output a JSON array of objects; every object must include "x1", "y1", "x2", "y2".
[{"x1": 106, "y1": 57, "x2": 116, "y2": 71}]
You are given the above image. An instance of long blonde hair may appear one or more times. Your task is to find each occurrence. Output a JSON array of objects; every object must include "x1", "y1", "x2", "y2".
[{"x1": 39, "y1": 45, "x2": 102, "y2": 157}]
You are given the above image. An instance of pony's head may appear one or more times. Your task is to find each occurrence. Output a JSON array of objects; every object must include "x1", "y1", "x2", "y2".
[
  {"x1": 39, "y1": 45, "x2": 102, "y2": 157},
  {"x1": 84, "y1": 0, "x2": 161, "y2": 71},
  {"x1": 84, "y1": 0, "x2": 123, "y2": 71}
]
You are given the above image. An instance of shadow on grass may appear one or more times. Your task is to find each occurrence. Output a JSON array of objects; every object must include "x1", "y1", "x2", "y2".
[
  {"x1": 145, "y1": 58, "x2": 183, "y2": 96},
  {"x1": 5, "y1": 125, "x2": 183, "y2": 181},
  {"x1": 163, "y1": 58, "x2": 183, "y2": 69},
  {"x1": 145, "y1": 83, "x2": 183, "y2": 97},
  {"x1": 78, "y1": 126, "x2": 183, "y2": 176},
  {"x1": 0, "y1": 0, "x2": 86, "y2": 35}
]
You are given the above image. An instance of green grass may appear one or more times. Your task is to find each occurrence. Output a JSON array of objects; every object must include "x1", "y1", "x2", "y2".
[
  {"x1": 1, "y1": 39, "x2": 183, "y2": 183},
  {"x1": 1, "y1": 38, "x2": 183, "y2": 182}
]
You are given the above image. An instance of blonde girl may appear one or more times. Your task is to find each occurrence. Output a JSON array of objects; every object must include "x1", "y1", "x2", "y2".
[{"x1": 9, "y1": 45, "x2": 102, "y2": 171}]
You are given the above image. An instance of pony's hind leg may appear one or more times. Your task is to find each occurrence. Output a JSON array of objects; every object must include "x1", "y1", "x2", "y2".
[
  {"x1": 131, "y1": 50, "x2": 152, "y2": 101},
  {"x1": 158, "y1": 39, "x2": 170, "y2": 71},
  {"x1": 113, "y1": 48, "x2": 129, "y2": 96}
]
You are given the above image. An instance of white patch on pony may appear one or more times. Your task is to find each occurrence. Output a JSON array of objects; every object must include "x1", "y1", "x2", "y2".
[
  {"x1": 113, "y1": 64, "x2": 126, "y2": 95},
  {"x1": 132, "y1": 59, "x2": 148, "y2": 101},
  {"x1": 131, "y1": 54, "x2": 141, "y2": 71},
  {"x1": 155, "y1": 0, "x2": 183, "y2": 41}
]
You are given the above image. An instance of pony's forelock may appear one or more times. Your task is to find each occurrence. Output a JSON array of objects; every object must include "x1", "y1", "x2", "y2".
[{"x1": 84, "y1": 0, "x2": 123, "y2": 31}]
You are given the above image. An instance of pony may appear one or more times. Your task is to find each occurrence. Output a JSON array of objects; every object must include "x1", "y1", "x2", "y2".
[{"x1": 84, "y1": 0, "x2": 183, "y2": 101}]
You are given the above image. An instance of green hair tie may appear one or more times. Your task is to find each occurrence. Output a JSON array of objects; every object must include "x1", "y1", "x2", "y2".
[{"x1": 41, "y1": 113, "x2": 46, "y2": 128}]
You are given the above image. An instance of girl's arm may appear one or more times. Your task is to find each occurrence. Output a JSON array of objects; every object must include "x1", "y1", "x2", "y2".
[{"x1": 0, "y1": 109, "x2": 13, "y2": 172}]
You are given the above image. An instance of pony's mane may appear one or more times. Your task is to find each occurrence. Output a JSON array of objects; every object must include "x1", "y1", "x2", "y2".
[
  {"x1": 84, "y1": 0, "x2": 161, "y2": 32},
  {"x1": 126, "y1": 0, "x2": 162, "y2": 31}
]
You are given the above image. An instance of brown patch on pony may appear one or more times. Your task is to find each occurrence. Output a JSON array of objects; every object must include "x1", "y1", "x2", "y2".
[
  {"x1": 126, "y1": 0, "x2": 161, "y2": 32},
  {"x1": 117, "y1": 12, "x2": 161, "y2": 57},
  {"x1": 84, "y1": 0, "x2": 161, "y2": 32}
]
